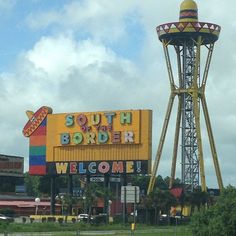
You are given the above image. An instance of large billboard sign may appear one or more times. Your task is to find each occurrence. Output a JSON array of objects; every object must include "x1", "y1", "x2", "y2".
[
  {"x1": 23, "y1": 107, "x2": 152, "y2": 176},
  {"x1": 0, "y1": 154, "x2": 24, "y2": 177}
]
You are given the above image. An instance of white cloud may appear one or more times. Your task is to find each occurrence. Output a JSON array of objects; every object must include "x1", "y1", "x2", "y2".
[
  {"x1": 26, "y1": 1, "x2": 141, "y2": 43},
  {"x1": 0, "y1": 0, "x2": 16, "y2": 10},
  {"x1": 0, "y1": 34, "x2": 148, "y2": 171},
  {"x1": 1, "y1": 0, "x2": 236, "y2": 188}
]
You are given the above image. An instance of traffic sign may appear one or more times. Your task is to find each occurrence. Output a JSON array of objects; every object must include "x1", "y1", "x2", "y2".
[{"x1": 121, "y1": 186, "x2": 140, "y2": 203}]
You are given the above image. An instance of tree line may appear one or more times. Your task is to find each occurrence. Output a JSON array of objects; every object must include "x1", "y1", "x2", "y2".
[{"x1": 2, "y1": 172, "x2": 236, "y2": 234}]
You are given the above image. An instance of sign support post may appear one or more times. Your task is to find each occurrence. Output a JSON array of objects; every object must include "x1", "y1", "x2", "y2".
[{"x1": 50, "y1": 176, "x2": 56, "y2": 215}]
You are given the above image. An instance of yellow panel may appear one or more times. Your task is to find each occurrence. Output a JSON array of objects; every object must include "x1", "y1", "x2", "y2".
[{"x1": 46, "y1": 110, "x2": 152, "y2": 166}]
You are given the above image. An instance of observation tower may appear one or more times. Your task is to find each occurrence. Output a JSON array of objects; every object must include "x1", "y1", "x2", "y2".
[{"x1": 148, "y1": 0, "x2": 223, "y2": 193}]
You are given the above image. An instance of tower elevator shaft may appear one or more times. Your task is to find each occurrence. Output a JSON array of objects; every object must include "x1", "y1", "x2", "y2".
[{"x1": 181, "y1": 40, "x2": 200, "y2": 191}]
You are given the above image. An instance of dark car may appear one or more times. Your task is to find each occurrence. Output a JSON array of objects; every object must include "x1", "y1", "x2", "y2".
[{"x1": 0, "y1": 214, "x2": 14, "y2": 223}]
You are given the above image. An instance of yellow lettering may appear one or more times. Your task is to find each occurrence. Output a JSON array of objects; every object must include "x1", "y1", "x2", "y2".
[
  {"x1": 126, "y1": 161, "x2": 134, "y2": 173},
  {"x1": 56, "y1": 162, "x2": 68, "y2": 174}
]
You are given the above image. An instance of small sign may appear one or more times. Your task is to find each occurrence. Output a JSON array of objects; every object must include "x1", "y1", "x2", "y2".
[
  {"x1": 90, "y1": 176, "x2": 105, "y2": 182},
  {"x1": 121, "y1": 186, "x2": 140, "y2": 203},
  {"x1": 110, "y1": 177, "x2": 121, "y2": 183}
]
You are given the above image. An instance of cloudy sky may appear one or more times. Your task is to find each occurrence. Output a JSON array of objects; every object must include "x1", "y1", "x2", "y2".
[{"x1": 0, "y1": 0, "x2": 235, "y2": 188}]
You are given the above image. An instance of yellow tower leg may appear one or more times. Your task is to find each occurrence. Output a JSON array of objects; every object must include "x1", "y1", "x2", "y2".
[
  {"x1": 169, "y1": 96, "x2": 182, "y2": 189},
  {"x1": 201, "y1": 95, "x2": 224, "y2": 190},
  {"x1": 147, "y1": 93, "x2": 176, "y2": 194}
]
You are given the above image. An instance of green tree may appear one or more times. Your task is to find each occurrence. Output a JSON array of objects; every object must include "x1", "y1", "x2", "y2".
[
  {"x1": 191, "y1": 188, "x2": 210, "y2": 211},
  {"x1": 139, "y1": 193, "x2": 154, "y2": 224},
  {"x1": 38, "y1": 175, "x2": 51, "y2": 195},
  {"x1": 130, "y1": 174, "x2": 150, "y2": 194},
  {"x1": 147, "y1": 188, "x2": 177, "y2": 224},
  {"x1": 83, "y1": 182, "x2": 112, "y2": 222},
  {"x1": 155, "y1": 175, "x2": 168, "y2": 190},
  {"x1": 24, "y1": 172, "x2": 40, "y2": 197},
  {"x1": 191, "y1": 186, "x2": 236, "y2": 236},
  {"x1": 38, "y1": 175, "x2": 69, "y2": 196}
]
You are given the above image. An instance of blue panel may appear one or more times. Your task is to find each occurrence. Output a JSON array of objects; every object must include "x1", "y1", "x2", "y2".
[
  {"x1": 40, "y1": 118, "x2": 47, "y2": 127},
  {"x1": 29, "y1": 155, "x2": 46, "y2": 165}
]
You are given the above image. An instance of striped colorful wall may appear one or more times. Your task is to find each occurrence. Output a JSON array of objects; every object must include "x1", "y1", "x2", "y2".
[{"x1": 29, "y1": 118, "x2": 47, "y2": 175}]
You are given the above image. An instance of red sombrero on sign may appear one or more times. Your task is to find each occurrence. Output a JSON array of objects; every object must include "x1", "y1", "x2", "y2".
[{"x1": 23, "y1": 106, "x2": 52, "y2": 137}]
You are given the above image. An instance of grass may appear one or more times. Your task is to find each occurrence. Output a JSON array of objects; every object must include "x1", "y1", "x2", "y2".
[{"x1": 0, "y1": 222, "x2": 193, "y2": 236}]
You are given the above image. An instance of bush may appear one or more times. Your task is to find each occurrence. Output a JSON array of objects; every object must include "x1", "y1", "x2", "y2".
[
  {"x1": 191, "y1": 186, "x2": 236, "y2": 236},
  {"x1": 47, "y1": 217, "x2": 55, "y2": 222},
  {"x1": 113, "y1": 214, "x2": 123, "y2": 224},
  {"x1": 92, "y1": 214, "x2": 107, "y2": 225}
]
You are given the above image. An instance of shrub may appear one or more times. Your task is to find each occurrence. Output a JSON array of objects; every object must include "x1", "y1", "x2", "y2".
[
  {"x1": 191, "y1": 186, "x2": 236, "y2": 236},
  {"x1": 113, "y1": 214, "x2": 123, "y2": 224},
  {"x1": 47, "y1": 217, "x2": 56, "y2": 222}
]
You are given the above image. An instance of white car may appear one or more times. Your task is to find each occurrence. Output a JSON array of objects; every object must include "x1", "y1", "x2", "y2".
[
  {"x1": 0, "y1": 214, "x2": 14, "y2": 223},
  {"x1": 78, "y1": 214, "x2": 88, "y2": 219},
  {"x1": 78, "y1": 214, "x2": 93, "y2": 222}
]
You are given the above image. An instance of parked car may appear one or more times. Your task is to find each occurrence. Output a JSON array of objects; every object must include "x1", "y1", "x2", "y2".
[
  {"x1": 0, "y1": 214, "x2": 14, "y2": 223},
  {"x1": 77, "y1": 214, "x2": 93, "y2": 222}
]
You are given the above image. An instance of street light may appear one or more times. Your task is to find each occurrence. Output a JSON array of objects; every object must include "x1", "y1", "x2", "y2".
[
  {"x1": 55, "y1": 195, "x2": 65, "y2": 215},
  {"x1": 61, "y1": 195, "x2": 64, "y2": 215},
  {"x1": 35, "y1": 197, "x2": 40, "y2": 215},
  {"x1": 108, "y1": 200, "x2": 112, "y2": 224},
  {"x1": 82, "y1": 196, "x2": 86, "y2": 214}
]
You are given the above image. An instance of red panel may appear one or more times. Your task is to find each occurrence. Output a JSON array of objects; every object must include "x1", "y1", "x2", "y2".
[
  {"x1": 30, "y1": 135, "x2": 46, "y2": 146},
  {"x1": 32, "y1": 126, "x2": 46, "y2": 136},
  {"x1": 29, "y1": 165, "x2": 46, "y2": 175},
  {"x1": 170, "y1": 188, "x2": 183, "y2": 198}
]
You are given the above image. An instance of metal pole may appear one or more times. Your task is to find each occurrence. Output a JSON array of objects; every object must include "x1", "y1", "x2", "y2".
[
  {"x1": 104, "y1": 174, "x2": 109, "y2": 224},
  {"x1": 123, "y1": 187, "x2": 126, "y2": 224},
  {"x1": 68, "y1": 175, "x2": 73, "y2": 215},
  {"x1": 133, "y1": 187, "x2": 137, "y2": 225},
  {"x1": 50, "y1": 175, "x2": 56, "y2": 215},
  {"x1": 123, "y1": 174, "x2": 127, "y2": 223}
]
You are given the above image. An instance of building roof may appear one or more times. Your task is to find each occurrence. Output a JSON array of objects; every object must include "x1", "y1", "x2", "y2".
[{"x1": 0, "y1": 200, "x2": 53, "y2": 208}]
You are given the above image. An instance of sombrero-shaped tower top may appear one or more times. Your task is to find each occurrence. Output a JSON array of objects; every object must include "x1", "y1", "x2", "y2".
[
  {"x1": 157, "y1": 0, "x2": 221, "y2": 45},
  {"x1": 156, "y1": 0, "x2": 220, "y2": 45},
  {"x1": 179, "y1": 0, "x2": 198, "y2": 22}
]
